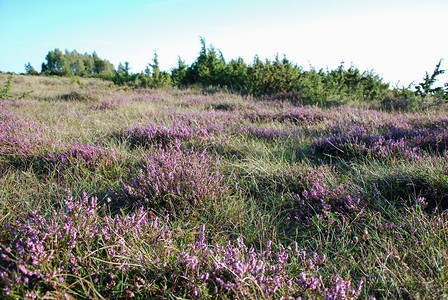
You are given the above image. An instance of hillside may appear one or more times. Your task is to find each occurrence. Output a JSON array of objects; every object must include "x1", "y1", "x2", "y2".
[{"x1": 0, "y1": 74, "x2": 447, "y2": 299}]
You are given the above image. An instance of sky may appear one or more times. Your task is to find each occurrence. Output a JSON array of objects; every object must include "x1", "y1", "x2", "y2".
[{"x1": 1, "y1": 0, "x2": 447, "y2": 88}]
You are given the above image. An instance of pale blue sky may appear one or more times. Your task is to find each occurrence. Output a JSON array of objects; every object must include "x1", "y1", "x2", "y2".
[{"x1": 1, "y1": 0, "x2": 447, "y2": 87}]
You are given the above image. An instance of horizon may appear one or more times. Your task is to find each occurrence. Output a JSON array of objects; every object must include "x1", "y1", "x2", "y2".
[{"x1": 1, "y1": 0, "x2": 447, "y2": 88}]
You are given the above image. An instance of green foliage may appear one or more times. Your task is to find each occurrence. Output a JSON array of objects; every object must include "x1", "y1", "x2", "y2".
[
  {"x1": 415, "y1": 59, "x2": 446, "y2": 98},
  {"x1": 324, "y1": 64, "x2": 390, "y2": 101},
  {"x1": 224, "y1": 57, "x2": 249, "y2": 92},
  {"x1": 0, "y1": 73, "x2": 13, "y2": 99},
  {"x1": 114, "y1": 61, "x2": 131, "y2": 85},
  {"x1": 24, "y1": 62, "x2": 38, "y2": 76},
  {"x1": 40, "y1": 49, "x2": 115, "y2": 77},
  {"x1": 180, "y1": 37, "x2": 227, "y2": 86},
  {"x1": 113, "y1": 52, "x2": 172, "y2": 88},
  {"x1": 148, "y1": 51, "x2": 171, "y2": 88},
  {"x1": 245, "y1": 55, "x2": 302, "y2": 97},
  {"x1": 290, "y1": 63, "x2": 390, "y2": 105},
  {"x1": 170, "y1": 39, "x2": 390, "y2": 104},
  {"x1": 381, "y1": 88, "x2": 419, "y2": 112},
  {"x1": 33, "y1": 39, "x2": 392, "y2": 105},
  {"x1": 37, "y1": 39, "x2": 448, "y2": 106},
  {"x1": 171, "y1": 57, "x2": 188, "y2": 86}
]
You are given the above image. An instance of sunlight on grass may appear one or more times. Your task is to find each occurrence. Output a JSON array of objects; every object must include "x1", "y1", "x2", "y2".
[{"x1": 0, "y1": 75, "x2": 447, "y2": 298}]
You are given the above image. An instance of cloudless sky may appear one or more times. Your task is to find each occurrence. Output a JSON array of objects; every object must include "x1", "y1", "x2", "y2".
[{"x1": 1, "y1": 0, "x2": 447, "y2": 87}]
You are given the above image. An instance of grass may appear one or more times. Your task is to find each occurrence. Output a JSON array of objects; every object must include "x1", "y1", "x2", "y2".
[{"x1": 0, "y1": 74, "x2": 447, "y2": 299}]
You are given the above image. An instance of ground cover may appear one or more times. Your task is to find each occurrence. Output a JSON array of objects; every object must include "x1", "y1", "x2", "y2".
[{"x1": 0, "y1": 74, "x2": 447, "y2": 299}]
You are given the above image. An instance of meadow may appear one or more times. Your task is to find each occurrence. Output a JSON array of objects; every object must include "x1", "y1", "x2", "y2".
[{"x1": 0, "y1": 73, "x2": 447, "y2": 299}]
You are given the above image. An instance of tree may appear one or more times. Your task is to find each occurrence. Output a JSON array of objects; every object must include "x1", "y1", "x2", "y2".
[
  {"x1": 93, "y1": 52, "x2": 114, "y2": 75},
  {"x1": 224, "y1": 57, "x2": 248, "y2": 92},
  {"x1": 185, "y1": 37, "x2": 227, "y2": 87},
  {"x1": 41, "y1": 62, "x2": 48, "y2": 74},
  {"x1": 82, "y1": 54, "x2": 95, "y2": 75},
  {"x1": 42, "y1": 49, "x2": 65, "y2": 75},
  {"x1": 117, "y1": 62, "x2": 130, "y2": 77},
  {"x1": 113, "y1": 62, "x2": 130, "y2": 85},
  {"x1": 73, "y1": 58, "x2": 86, "y2": 76},
  {"x1": 415, "y1": 59, "x2": 445, "y2": 97},
  {"x1": 24, "y1": 62, "x2": 38, "y2": 75},
  {"x1": 149, "y1": 52, "x2": 160, "y2": 83},
  {"x1": 171, "y1": 57, "x2": 188, "y2": 86},
  {"x1": 148, "y1": 51, "x2": 171, "y2": 88}
]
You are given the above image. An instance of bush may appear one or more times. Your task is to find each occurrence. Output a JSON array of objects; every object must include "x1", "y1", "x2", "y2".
[{"x1": 110, "y1": 144, "x2": 229, "y2": 216}]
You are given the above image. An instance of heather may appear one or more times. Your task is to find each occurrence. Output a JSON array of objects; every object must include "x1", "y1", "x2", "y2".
[
  {"x1": 109, "y1": 143, "x2": 229, "y2": 217},
  {"x1": 1, "y1": 74, "x2": 448, "y2": 299},
  {"x1": 115, "y1": 122, "x2": 213, "y2": 148},
  {"x1": 0, "y1": 193, "x2": 365, "y2": 299}
]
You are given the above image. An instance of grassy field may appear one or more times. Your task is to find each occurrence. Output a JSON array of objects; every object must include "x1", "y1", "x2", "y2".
[{"x1": 0, "y1": 73, "x2": 447, "y2": 299}]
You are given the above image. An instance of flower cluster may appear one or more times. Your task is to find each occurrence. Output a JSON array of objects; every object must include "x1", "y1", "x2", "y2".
[
  {"x1": 312, "y1": 110, "x2": 448, "y2": 159},
  {"x1": 40, "y1": 142, "x2": 120, "y2": 172},
  {"x1": 0, "y1": 112, "x2": 51, "y2": 163},
  {"x1": 176, "y1": 233, "x2": 363, "y2": 299},
  {"x1": 243, "y1": 106, "x2": 325, "y2": 125},
  {"x1": 248, "y1": 166, "x2": 363, "y2": 225},
  {"x1": 147, "y1": 109, "x2": 239, "y2": 128},
  {"x1": 409, "y1": 129, "x2": 448, "y2": 154},
  {"x1": 0, "y1": 192, "x2": 172, "y2": 298},
  {"x1": 110, "y1": 144, "x2": 228, "y2": 216},
  {"x1": 238, "y1": 126, "x2": 293, "y2": 140},
  {"x1": 311, "y1": 130, "x2": 420, "y2": 161},
  {"x1": 292, "y1": 169, "x2": 363, "y2": 224},
  {"x1": 0, "y1": 193, "x2": 364, "y2": 299},
  {"x1": 116, "y1": 121, "x2": 214, "y2": 148},
  {"x1": 87, "y1": 99, "x2": 120, "y2": 110}
]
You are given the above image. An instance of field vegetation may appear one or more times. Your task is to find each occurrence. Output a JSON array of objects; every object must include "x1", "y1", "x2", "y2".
[{"x1": 0, "y1": 42, "x2": 448, "y2": 299}]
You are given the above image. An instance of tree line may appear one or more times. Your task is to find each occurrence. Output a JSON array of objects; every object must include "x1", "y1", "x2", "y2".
[
  {"x1": 24, "y1": 38, "x2": 447, "y2": 105},
  {"x1": 25, "y1": 49, "x2": 115, "y2": 77}
]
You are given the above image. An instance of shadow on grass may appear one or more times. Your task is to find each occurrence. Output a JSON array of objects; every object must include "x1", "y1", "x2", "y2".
[{"x1": 372, "y1": 172, "x2": 448, "y2": 212}]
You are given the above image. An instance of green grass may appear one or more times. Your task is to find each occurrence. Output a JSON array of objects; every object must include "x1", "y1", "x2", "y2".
[{"x1": 1, "y1": 74, "x2": 447, "y2": 299}]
